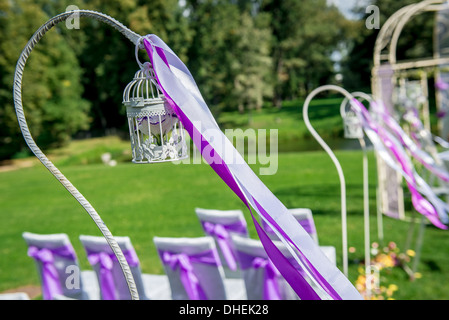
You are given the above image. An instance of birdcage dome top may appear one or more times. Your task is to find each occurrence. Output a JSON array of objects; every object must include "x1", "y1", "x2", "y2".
[{"x1": 123, "y1": 62, "x2": 172, "y2": 117}]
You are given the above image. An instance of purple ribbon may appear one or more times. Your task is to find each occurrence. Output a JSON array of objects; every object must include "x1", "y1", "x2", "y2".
[
  {"x1": 27, "y1": 245, "x2": 77, "y2": 300},
  {"x1": 437, "y1": 110, "x2": 447, "y2": 119},
  {"x1": 435, "y1": 79, "x2": 449, "y2": 91},
  {"x1": 351, "y1": 99, "x2": 448, "y2": 229},
  {"x1": 238, "y1": 252, "x2": 282, "y2": 300},
  {"x1": 374, "y1": 102, "x2": 449, "y2": 183},
  {"x1": 143, "y1": 35, "x2": 359, "y2": 300},
  {"x1": 86, "y1": 248, "x2": 140, "y2": 300},
  {"x1": 262, "y1": 216, "x2": 316, "y2": 236},
  {"x1": 159, "y1": 249, "x2": 220, "y2": 300},
  {"x1": 201, "y1": 221, "x2": 247, "y2": 271}
]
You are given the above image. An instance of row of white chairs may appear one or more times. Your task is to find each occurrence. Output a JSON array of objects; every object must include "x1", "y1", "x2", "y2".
[{"x1": 20, "y1": 207, "x2": 335, "y2": 300}]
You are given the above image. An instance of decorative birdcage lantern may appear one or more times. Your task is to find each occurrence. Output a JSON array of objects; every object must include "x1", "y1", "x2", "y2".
[
  {"x1": 123, "y1": 62, "x2": 188, "y2": 163},
  {"x1": 343, "y1": 109, "x2": 364, "y2": 139}
]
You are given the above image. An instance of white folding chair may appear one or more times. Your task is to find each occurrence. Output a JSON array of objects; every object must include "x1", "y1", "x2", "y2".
[
  {"x1": 231, "y1": 235, "x2": 300, "y2": 300},
  {"x1": 195, "y1": 208, "x2": 249, "y2": 278},
  {"x1": 261, "y1": 208, "x2": 318, "y2": 243},
  {"x1": 23, "y1": 232, "x2": 99, "y2": 300},
  {"x1": 153, "y1": 236, "x2": 246, "y2": 300},
  {"x1": 79, "y1": 235, "x2": 170, "y2": 300},
  {"x1": 261, "y1": 208, "x2": 336, "y2": 265},
  {"x1": 0, "y1": 292, "x2": 30, "y2": 300}
]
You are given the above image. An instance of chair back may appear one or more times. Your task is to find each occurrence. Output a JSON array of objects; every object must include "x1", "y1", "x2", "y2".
[
  {"x1": 231, "y1": 235, "x2": 299, "y2": 300},
  {"x1": 195, "y1": 208, "x2": 248, "y2": 276},
  {"x1": 23, "y1": 232, "x2": 87, "y2": 300},
  {"x1": 79, "y1": 235, "x2": 147, "y2": 300},
  {"x1": 262, "y1": 208, "x2": 319, "y2": 244},
  {"x1": 153, "y1": 236, "x2": 227, "y2": 300}
]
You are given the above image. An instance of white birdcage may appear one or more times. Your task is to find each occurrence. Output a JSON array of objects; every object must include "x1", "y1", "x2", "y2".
[
  {"x1": 343, "y1": 109, "x2": 364, "y2": 139},
  {"x1": 123, "y1": 62, "x2": 188, "y2": 163}
]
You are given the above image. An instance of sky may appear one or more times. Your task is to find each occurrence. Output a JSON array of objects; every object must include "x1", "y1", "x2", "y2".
[{"x1": 328, "y1": 0, "x2": 372, "y2": 20}]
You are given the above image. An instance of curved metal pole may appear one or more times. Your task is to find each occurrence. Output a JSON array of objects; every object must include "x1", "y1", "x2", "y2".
[
  {"x1": 302, "y1": 84, "x2": 356, "y2": 277},
  {"x1": 340, "y1": 92, "x2": 372, "y2": 298},
  {"x1": 13, "y1": 10, "x2": 143, "y2": 300}
]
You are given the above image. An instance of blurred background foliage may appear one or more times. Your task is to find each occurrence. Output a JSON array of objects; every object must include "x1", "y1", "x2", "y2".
[{"x1": 0, "y1": 0, "x2": 436, "y2": 160}]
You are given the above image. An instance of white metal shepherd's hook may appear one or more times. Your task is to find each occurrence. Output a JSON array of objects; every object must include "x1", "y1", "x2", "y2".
[
  {"x1": 302, "y1": 84, "x2": 362, "y2": 277},
  {"x1": 13, "y1": 10, "x2": 144, "y2": 300},
  {"x1": 340, "y1": 91, "x2": 373, "y2": 298}
]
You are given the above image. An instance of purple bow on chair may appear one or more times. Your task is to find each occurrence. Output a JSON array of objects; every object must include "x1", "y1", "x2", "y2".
[
  {"x1": 239, "y1": 253, "x2": 282, "y2": 300},
  {"x1": 160, "y1": 249, "x2": 220, "y2": 300},
  {"x1": 86, "y1": 248, "x2": 140, "y2": 300},
  {"x1": 201, "y1": 221, "x2": 246, "y2": 271},
  {"x1": 253, "y1": 257, "x2": 282, "y2": 300},
  {"x1": 27, "y1": 245, "x2": 77, "y2": 300}
]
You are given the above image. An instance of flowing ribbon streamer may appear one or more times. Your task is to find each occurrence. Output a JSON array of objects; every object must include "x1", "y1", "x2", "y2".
[
  {"x1": 143, "y1": 34, "x2": 362, "y2": 300},
  {"x1": 27, "y1": 245, "x2": 76, "y2": 300},
  {"x1": 349, "y1": 99, "x2": 448, "y2": 229},
  {"x1": 371, "y1": 101, "x2": 449, "y2": 183},
  {"x1": 160, "y1": 249, "x2": 220, "y2": 300},
  {"x1": 201, "y1": 221, "x2": 246, "y2": 271},
  {"x1": 87, "y1": 248, "x2": 140, "y2": 300},
  {"x1": 367, "y1": 101, "x2": 449, "y2": 226},
  {"x1": 262, "y1": 215, "x2": 316, "y2": 236},
  {"x1": 436, "y1": 79, "x2": 449, "y2": 91}
]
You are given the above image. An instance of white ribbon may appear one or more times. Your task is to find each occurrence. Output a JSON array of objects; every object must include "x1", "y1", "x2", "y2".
[{"x1": 143, "y1": 34, "x2": 362, "y2": 300}]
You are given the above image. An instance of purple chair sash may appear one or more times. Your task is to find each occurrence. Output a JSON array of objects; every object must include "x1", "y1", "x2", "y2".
[
  {"x1": 238, "y1": 252, "x2": 282, "y2": 300},
  {"x1": 86, "y1": 248, "x2": 140, "y2": 300},
  {"x1": 27, "y1": 245, "x2": 77, "y2": 300},
  {"x1": 159, "y1": 249, "x2": 220, "y2": 300},
  {"x1": 201, "y1": 220, "x2": 246, "y2": 271}
]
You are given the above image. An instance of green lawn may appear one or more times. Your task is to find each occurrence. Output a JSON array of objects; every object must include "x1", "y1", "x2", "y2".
[
  {"x1": 218, "y1": 97, "x2": 350, "y2": 152},
  {"x1": 1, "y1": 139, "x2": 449, "y2": 300}
]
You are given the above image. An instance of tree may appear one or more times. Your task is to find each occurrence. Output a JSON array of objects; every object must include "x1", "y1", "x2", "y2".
[
  {"x1": 77, "y1": 0, "x2": 192, "y2": 134},
  {"x1": 232, "y1": 11, "x2": 273, "y2": 113},
  {"x1": 184, "y1": 0, "x2": 273, "y2": 114},
  {"x1": 0, "y1": 0, "x2": 90, "y2": 160},
  {"x1": 260, "y1": 0, "x2": 350, "y2": 107}
]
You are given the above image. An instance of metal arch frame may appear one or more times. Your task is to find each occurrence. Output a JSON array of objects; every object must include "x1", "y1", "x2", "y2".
[
  {"x1": 373, "y1": 0, "x2": 449, "y2": 72},
  {"x1": 13, "y1": 10, "x2": 145, "y2": 300},
  {"x1": 371, "y1": 0, "x2": 449, "y2": 233},
  {"x1": 372, "y1": 0, "x2": 449, "y2": 109}
]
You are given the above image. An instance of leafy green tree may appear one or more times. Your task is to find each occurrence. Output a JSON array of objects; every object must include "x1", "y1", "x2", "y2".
[
  {"x1": 0, "y1": 0, "x2": 90, "y2": 160},
  {"x1": 77, "y1": 0, "x2": 192, "y2": 133},
  {"x1": 260, "y1": 0, "x2": 350, "y2": 107},
  {"x1": 184, "y1": 0, "x2": 273, "y2": 114},
  {"x1": 232, "y1": 11, "x2": 273, "y2": 113}
]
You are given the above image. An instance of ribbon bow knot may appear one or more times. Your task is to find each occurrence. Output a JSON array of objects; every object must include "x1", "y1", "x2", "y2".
[
  {"x1": 202, "y1": 221, "x2": 240, "y2": 271},
  {"x1": 86, "y1": 249, "x2": 140, "y2": 300},
  {"x1": 163, "y1": 252, "x2": 193, "y2": 272},
  {"x1": 27, "y1": 245, "x2": 76, "y2": 300},
  {"x1": 252, "y1": 257, "x2": 282, "y2": 300},
  {"x1": 160, "y1": 250, "x2": 221, "y2": 300}
]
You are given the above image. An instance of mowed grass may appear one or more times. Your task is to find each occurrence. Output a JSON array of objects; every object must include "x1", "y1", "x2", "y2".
[
  {"x1": 218, "y1": 97, "x2": 353, "y2": 152},
  {"x1": 1, "y1": 140, "x2": 449, "y2": 300}
]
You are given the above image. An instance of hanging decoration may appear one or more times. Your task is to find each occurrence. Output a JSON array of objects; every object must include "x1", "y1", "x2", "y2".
[{"x1": 142, "y1": 34, "x2": 362, "y2": 300}]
